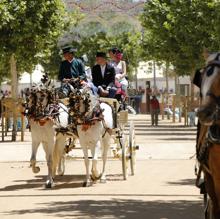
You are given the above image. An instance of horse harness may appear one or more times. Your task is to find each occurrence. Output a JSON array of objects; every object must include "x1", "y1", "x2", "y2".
[
  {"x1": 24, "y1": 76, "x2": 114, "y2": 139},
  {"x1": 203, "y1": 53, "x2": 220, "y2": 104},
  {"x1": 196, "y1": 55, "x2": 220, "y2": 185},
  {"x1": 198, "y1": 54, "x2": 220, "y2": 163}
]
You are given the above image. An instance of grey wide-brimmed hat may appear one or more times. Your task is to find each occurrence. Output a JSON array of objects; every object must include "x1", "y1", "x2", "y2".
[{"x1": 61, "y1": 46, "x2": 77, "y2": 54}]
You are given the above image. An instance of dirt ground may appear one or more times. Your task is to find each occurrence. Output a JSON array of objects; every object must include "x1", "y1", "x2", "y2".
[{"x1": 0, "y1": 115, "x2": 203, "y2": 219}]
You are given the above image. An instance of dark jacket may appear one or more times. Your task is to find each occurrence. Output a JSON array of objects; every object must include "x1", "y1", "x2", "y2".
[
  {"x1": 92, "y1": 63, "x2": 115, "y2": 89},
  {"x1": 58, "y1": 58, "x2": 86, "y2": 81}
]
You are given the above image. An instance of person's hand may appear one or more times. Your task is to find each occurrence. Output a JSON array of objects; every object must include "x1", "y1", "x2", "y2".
[
  {"x1": 116, "y1": 74, "x2": 122, "y2": 80},
  {"x1": 81, "y1": 80, "x2": 92, "y2": 88},
  {"x1": 81, "y1": 80, "x2": 87, "y2": 86},
  {"x1": 63, "y1": 78, "x2": 70, "y2": 83}
]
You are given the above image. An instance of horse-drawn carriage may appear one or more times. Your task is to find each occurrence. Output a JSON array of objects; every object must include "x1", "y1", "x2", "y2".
[
  {"x1": 73, "y1": 96, "x2": 138, "y2": 180},
  {"x1": 23, "y1": 75, "x2": 138, "y2": 188},
  {"x1": 106, "y1": 97, "x2": 137, "y2": 180}
]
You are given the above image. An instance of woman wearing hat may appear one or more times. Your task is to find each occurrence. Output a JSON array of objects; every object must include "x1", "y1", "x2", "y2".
[{"x1": 109, "y1": 48, "x2": 128, "y2": 91}]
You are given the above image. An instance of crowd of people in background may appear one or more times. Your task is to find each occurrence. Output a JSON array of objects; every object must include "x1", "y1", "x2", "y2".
[
  {"x1": 0, "y1": 45, "x2": 205, "y2": 129},
  {"x1": 0, "y1": 90, "x2": 11, "y2": 99}
]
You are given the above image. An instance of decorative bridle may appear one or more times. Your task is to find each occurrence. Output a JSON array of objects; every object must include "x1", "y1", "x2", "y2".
[
  {"x1": 196, "y1": 53, "x2": 220, "y2": 191},
  {"x1": 23, "y1": 74, "x2": 59, "y2": 120},
  {"x1": 201, "y1": 53, "x2": 220, "y2": 119},
  {"x1": 67, "y1": 78, "x2": 103, "y2": 128}
]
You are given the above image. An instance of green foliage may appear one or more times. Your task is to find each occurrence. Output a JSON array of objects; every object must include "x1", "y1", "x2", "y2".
[
  {"x1": 140, "y1": 0, "x2": 220, "y2": 75},
  {"x1": 0, "y1": 0, "x2": 67, "y2": 76},
  {"x1": 70, "y1": 31, "x2": 142, "y2": 79},
  {"x1": 63, "y1": 19, "x2": 142, "y2": 79},
  {"x1": 40, "y1": 46, "x2": 61, "y2": 79}
]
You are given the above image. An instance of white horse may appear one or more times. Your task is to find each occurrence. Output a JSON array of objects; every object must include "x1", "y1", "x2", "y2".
[
  {"x1": 25, "y1": 82, "x2": 69, "y2": 188},
  {"x1": 77, "y1": 103, "x2": 113, "y2": 186},
  {"x1": 54, "y1": 85, "x2": 113, "y2": 187}
]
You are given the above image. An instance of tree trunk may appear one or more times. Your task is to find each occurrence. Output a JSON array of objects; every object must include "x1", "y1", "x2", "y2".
[
  {"x1": 10, "y1": 54, "x2": 18, "y2": 99},
  {"x1": 10, "y1": 54, "x2": 18, "y2": 141},
  {"x1": 190, "y1": 73, "x2": 195, "y2": 105},
  {"x1": 165, "y1": 62, "x2": 169, "y2": 112},
  {"x1": 153, "y1": 61, "x2": 156, "y2": 89},
  {"x1": 175, "y1": 76, "x2": 181, "y2": 122},
  {"x1": 165, "y1": 61, "x2": 169, "y2": 94},
  {"x1": 135, "y1": 67, "x2": 138, "y2": 89},
  {"x1": 30, "y1": 72, "x2": 33, "y2": 87}
]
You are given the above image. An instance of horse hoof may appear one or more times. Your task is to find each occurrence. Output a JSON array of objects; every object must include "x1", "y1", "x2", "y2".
[
  {"x1": 91, "y1": 174, "x2": 101, "y2": 181},
  {"x1": 100, "y1": 178, "x2": 107, "y2": 184},
  {"x1": 33, "y1": 166, "x2": 40, "y2": 174},
  {"x1": 58, "y1": 171, "x2": 64, "y2": 176},
  {"x1": 83, "y1": 181, "x2": 92, "y2": 187},
  {"x1": 45, "y1": 180, "x2": 54, "y2": 189}
]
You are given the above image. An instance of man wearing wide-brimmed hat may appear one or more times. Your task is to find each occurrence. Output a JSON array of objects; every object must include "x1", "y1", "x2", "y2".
[{"x1": 58, "y1": 46, "x2": 86, "y2": 81}]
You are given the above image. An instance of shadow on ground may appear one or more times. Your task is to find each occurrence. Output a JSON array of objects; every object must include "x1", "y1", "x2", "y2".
[
  {"x1": 0, "y1": 174, "x2": 124, "y2": 191},
  {"x1": 167, "y1": 178, "x2": 196, "y2": 186},
  {"x1": 3, "y1": 199, "x2": 204, "y2": 219}
]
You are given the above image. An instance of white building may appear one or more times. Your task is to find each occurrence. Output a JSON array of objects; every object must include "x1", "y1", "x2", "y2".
[{"x1": 0, "y1": 65, "x2": 51, "y2": 96}]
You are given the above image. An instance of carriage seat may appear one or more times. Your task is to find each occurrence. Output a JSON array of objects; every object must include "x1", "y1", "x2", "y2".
[
  {"x1": 99, "y1": 97, "x2": 128, "y2": 126},
  {"x1": 99, "y1": 97, "x2": 120, "y2": 111}
]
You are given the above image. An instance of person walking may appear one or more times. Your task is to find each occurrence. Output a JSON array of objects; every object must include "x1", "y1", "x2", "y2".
[{"x1": 150, "y1": 95, "x2": 160, "y2": 126}]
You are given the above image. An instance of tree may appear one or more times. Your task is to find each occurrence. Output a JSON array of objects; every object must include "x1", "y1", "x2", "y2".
[
  {"x1": 62, "y1": 19, "x2": 142, "y2": 79},
  {"x1": 0, "y1": 0, "x2": 67, "y2": 96},
  {"x1": 40, "y1": 46, "x2": 61, "y2": 79},
  {"x1": 140, "y1": 0, "x2": 220, "y2": 76}
]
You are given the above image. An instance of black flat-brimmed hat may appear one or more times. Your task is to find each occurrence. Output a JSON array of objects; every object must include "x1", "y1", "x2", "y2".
[
  {"x1": 96, "y1": 52, "x2": 107, "y2": 58},
  {"x1": 62, "y1": 46, "x2": 77, "y2": 54}
]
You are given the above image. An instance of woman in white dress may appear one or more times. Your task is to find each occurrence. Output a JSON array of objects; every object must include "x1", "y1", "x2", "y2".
[{"x1": 108, "y1": 48, "x2": 128, "y2": 93}]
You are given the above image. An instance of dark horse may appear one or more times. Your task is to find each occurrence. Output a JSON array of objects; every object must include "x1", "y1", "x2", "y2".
[{"x1": 197, "y1": 52, "x2": 220, "y2": 218}]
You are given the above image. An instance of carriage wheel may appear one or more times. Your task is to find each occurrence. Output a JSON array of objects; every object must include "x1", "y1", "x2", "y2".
[
  {"x1": 121, "y1": 134, "x2": 128, "y2": 180},
  {"x1": 129, "y1": 121, "x2": 136, "y2": 176}
]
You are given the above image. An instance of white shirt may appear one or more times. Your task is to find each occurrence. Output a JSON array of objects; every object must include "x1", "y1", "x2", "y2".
[
  {"x1": 85, "y1": 66, "x2": 92, "y2": 82},
  {"x1": 100, "y1": 64, "x2": 106, "y2": 78},
  {"x1": 68, "y1": 57, "x2": 74, "y2": 63}
]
